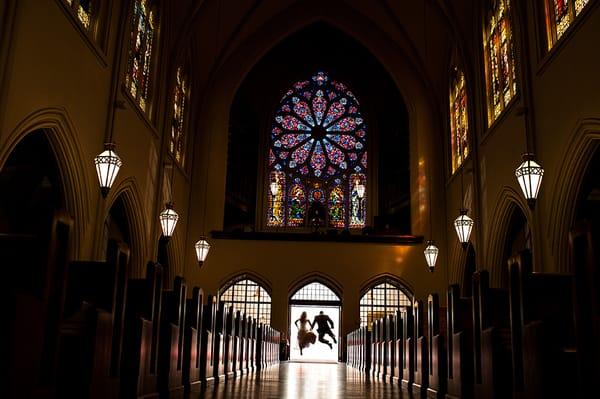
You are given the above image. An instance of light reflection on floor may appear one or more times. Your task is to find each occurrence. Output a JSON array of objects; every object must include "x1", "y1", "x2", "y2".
[{"x1": 195, "y1": 362, "x2": 408, "y2": 399}]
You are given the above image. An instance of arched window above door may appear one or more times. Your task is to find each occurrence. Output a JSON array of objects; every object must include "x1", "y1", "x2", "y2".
[
  {"x1": 291, "y1": 281, "x2": 340, "y2": 302},
  {"x1": 267, "y1": 71, "x2": 368, "y2": 230}
]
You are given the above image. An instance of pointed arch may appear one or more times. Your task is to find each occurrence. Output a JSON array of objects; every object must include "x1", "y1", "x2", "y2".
[
  {"x1": 102, "y1": 177, "x2": 149, "y2": 278},
  {"x1": 188, "y1": 4, "x2": 443, "y2": 240},
  {"x1": 359, "y1": 274, "x2": 412, "y2": 328},
  {"x1": 486, "y1": 186, "x2": 531, "y2": 287},
  {"x1": 218, "y1": 270, "x2": 273, "y2": 295},
  {"x1": 218, "y1": 272, "x2": 272, "y2": 325},
  {"x1": 288, "y1": 272, "x2": 343, "y2": 302},
  {"x1": 548, "y1": 118, "x2": 600, "y2": 272},
  {"x1": 0, "y1": 107, "x2": 92, "y2": 259}
]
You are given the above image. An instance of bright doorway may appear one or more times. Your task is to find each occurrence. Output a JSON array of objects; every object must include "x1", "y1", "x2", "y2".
[{"x1": 289, "y1": 281, "x2": 342, "y2": 363}]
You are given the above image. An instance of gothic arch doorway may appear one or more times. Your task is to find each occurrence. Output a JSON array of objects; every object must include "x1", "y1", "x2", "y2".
[
  {"x1": 289, "y1": 281, "x2": 341, "y2": 363},
  {"x1": 0, "y1": 130, "x2": 68, "y2": 396}
]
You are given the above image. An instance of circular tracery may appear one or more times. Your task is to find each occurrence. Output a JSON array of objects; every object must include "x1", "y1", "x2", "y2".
[
  {"x1": 270, "y1": 71, "x2": 367, "y2": 180},
  {"x1": 267, "y1": 71, "x2": 367, "y2": 229}
]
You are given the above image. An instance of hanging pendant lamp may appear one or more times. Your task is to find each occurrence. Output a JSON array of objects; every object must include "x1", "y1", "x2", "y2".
[
  {"x1": 195, "y1": 238, "x2": 211, "y2": 266},
  {"x1": 515, "y1": 153, "x2": 544, "y2": 209},
  {"x1": 159, "y1": 202, "x2": 179, "y2": 238},
  {"x1": 424, "y1": 240, "x2": 439, "y2": 272},
  {"x1": 94, "y1": 143, "x2": 122, "y2": 197},
  {"x1": 454, "y1": 208, "x2": 474, "y2": 248}
]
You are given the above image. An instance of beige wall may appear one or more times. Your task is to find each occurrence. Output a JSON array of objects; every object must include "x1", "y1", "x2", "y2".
[{"x1": 1, "y1": 0, "x2": 598, "y2": 339}]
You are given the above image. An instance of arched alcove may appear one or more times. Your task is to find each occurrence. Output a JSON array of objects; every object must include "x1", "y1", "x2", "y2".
[
  {"x1": 104, "y1": 195, "x2": 131, "y2": 257},
  {"x1": 225, "y1": 22, "x2": 410, "y2": 234},
  {"x1": 499, "y1": 206, "x2": 530, "y2": 289},
  {"x1": 0, "y1": 130, "x2": 69, "y2": 394},
  {"x1": 0, "y1": 131, "x2": 64, "y2": 237},
  {"x1": 573, "y1": 146, "x2": 600, "y2": 233}
]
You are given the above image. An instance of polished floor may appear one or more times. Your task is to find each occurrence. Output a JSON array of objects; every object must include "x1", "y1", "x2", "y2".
[{"x1": 195, "y1": 362, "x2": 409, "y2": 399}]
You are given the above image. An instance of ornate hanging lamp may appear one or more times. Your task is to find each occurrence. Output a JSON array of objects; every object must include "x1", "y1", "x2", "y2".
[
  {"x1": 159, "y1": 162, "x2": 179, "y2": 239},
  {"x1": 159, "y1": 202, "x2": 179, "y2": 238},
  {"x1": 424, "y1": 240, "x2": 439, "y2": 272},
  {"x1": 94, "y1": 143, "x2": 122, "y2": 197},
  {"x1": 515, "y1": 153, "x2": 544, "y2": 209},
  {"x1": 454, "y1": 208, "x2": 474, "y2": 248},
  {"x1": 195, "y1": 238, "x2": 211, "y2": 265}
]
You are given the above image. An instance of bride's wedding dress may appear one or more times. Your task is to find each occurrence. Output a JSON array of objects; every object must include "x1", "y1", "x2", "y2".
[{"x1": 296, "y1": 319, "x2": 316, "y2": 354}]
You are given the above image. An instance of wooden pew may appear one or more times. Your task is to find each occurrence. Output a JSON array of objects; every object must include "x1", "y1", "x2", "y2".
[
  {"x1": 371, "y1": 319, "x2": 379, "y2": 377},
  {"x1": 379, "y1": 316, "x2": 388, "y2": 380},
  {"x1": 5, "y1": 211, "x2": 73, "y2": 399},
  {"x1": 384, "y1": 313, "x2": 395, "y2": 383},
  {"x1": 364, "y1": 326, "x2": 372, "y2": 373},
  {"x1": 446, "y1": 284, "x2": 473, "y2": 399},
  {"x1": 412, "y1": 300, "x2": 428, "y2": 397},
  {"x1": 158, "y1": 276, "x2": 187, "y2": 398},
  {"x1": 508, "y1": 250, "x2": 576, "y2": 398},
  {"x1": 120, "y1": 262, "x2": 163, "y2": 399},
  {"x1": 211, "y1": 301, "x2": 226, "y2": 382},
  {"x1": 56, "y1": 240, "x2": 129, "y2": 399},
  {"x1": 401, "y1": 306, "x2": 414, "y2": 391},
  {"x1": 570, "y1": 222, "x2": 600, "y2": 395},
  {"x1": 234, "y1": 311, "x2": 244, "y2": 376},
  {"x1": 223, "y1": 306, "x2": 236, "y2": 379},
  {"x1": 426, "y1": 293, "x2": 446, "y2": 398},
  {"x1": 392, "y1": 310, "x2": 404, "y2": 384},
  {"x1": 201, "y1": 295, "x2": 217, "y2": 385},
  {"x1": 247, "y1": 317, "x2": 256, "y2": 372},
  {"x1": 256, "y1": 323, "x2": 264, "y2": 370},
  {"x1": 472, "y1": 270, "x2": 512, "y2": 399},
  {"x1": 182, "y1": 287, "x2": 203, "y2": 393}
]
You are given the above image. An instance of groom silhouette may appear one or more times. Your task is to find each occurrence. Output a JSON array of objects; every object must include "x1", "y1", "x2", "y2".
[{"x1": 312, "y1": 311, "x2": 337, "y2": 349}]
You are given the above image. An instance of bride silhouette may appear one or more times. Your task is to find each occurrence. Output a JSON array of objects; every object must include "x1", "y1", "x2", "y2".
[{"x1": 294, "y1": 311, "x2": 317, "y2": 355}]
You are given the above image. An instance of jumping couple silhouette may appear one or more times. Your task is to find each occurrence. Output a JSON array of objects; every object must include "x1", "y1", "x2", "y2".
[{"x1": 294, "y1": 311, "x2": 337, "y2": 355}]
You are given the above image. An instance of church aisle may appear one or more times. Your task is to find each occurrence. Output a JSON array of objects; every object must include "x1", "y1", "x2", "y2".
[{"x1": 194, "y1": 362, "x2": 409, "y2": 399}]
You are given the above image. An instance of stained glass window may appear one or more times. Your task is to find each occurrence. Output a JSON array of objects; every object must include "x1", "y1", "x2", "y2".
[
  {"x1": 359, "y1": 281, "x2": 412, "y2": 328},
  {"x1": 449, "y1": 67, "x2": 469, "y2": 173},
  {"x1": 65, "y1": 0, "x2": 94, "y2": 30},
  {"x1": 483, "y1": 0, "x2": 517, "y2": 125},
  {"x1": 170, "y1": 67, "x2": 188, "y2": 166},
  {"x1": 125, "y1": 0, "x2": 156, "y2": 112},
  {"x1": 267, "y1": 71, "x2": 367, "y2": 229},
  {"x1": 544, "y1": 0, "x2": 590, "y2": 50},
  {"x1": 220, "y1": 278, "x2": 271, "y2": 325}
]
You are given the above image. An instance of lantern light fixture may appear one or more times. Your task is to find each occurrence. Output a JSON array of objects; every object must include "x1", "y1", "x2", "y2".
[
  {"x1": 159, "y1": 202, "x2": 179, "y2": 238},
  {"x1": 195, "y1": 238, "x2": 211, "y2": 265},
  {"x1": 515, "y1": 153, "x2": 544, "y2": 209},
  {"x1": 454, "y1": 208, "x2": 474, "y2": 248},
  {"x1": 94, "y1": 143, "x2": 122, "y2": 197},
  {"x1": 424, "y1": 240, "x2": 439, "y2": 272}
]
